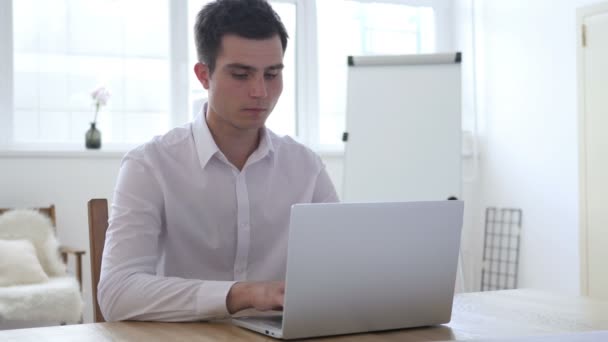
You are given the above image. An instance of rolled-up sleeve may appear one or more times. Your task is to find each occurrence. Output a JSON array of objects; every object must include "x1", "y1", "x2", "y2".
[{"x1": 98, "y1": 151, "x2": 235, "y2": 322}]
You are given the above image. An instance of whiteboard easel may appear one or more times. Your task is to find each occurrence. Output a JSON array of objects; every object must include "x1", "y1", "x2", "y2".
[
  {"x1": 342, "y1": 52, "x2": 465, "y2": 292},
  {"x1": 342, "y1": 53, "x2": 462, "y2": 202}
]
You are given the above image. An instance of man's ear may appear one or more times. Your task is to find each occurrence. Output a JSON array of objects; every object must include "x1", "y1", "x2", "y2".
[{"x1": 194, "y1": 62, "x2": 211, "y2": 90}]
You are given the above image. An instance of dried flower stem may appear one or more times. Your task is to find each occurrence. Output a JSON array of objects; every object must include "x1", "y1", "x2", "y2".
[{"x1": 93, "y1": 103, "x2": 100, "y2": 125}]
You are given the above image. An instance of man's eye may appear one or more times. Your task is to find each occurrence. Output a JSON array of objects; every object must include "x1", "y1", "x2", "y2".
[
  {"x1": 265, "y1": 73, "x2": 278, "y2": 80},
  {"x1": 232, "y1": 73, "x2": 248, "y2": 80}
]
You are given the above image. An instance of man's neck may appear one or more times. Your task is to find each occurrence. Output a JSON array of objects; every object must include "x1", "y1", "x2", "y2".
[{"x1": 206, "y1": 116, "x2": 261, "y2": 171}]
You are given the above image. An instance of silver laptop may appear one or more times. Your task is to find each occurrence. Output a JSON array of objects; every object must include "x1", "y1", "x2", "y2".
[{"x1": 232, "y1": 200, "x2": 464, "y2": 340}]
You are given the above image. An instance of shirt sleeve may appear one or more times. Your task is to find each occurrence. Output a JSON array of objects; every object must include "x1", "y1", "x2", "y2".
[
  {"x1": 98, "y1": 152, "x2": 236, "y2": 322},
  {"x1": 312, "y1": 164, "x2": 340, "y2": 203}
]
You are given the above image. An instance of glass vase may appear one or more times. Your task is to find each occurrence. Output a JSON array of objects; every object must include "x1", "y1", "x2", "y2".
[{"x1": 85, "y1": 122, "x2": 102, "y2": 149}]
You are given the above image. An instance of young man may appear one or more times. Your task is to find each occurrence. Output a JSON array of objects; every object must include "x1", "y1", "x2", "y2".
[{"x1": 98, "y1": 0, "x2": 338, "y2": 321}]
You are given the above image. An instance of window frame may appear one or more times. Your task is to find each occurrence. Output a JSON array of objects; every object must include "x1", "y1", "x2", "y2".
[
  {"x1": 0, "y1": 0, "x2": 14, "y2": 146},
  {"x1": 293, "y1": 0, "x2": 319, "y2": 147},
  {"x1": 0, "y1": 0, "x2": 452, "y2": 151}
]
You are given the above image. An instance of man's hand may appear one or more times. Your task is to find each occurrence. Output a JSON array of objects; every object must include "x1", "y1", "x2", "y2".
[{"x1": 226, "y1": 281, "x2": 285, "y2": 314}]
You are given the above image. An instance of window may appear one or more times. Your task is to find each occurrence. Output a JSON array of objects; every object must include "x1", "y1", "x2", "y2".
[
  {"x1": 12, "y1": 0, "x2": 170, "y2": 144},
  {"x1": 2, "y1": 0, "x2": 445, "y2": 150}
]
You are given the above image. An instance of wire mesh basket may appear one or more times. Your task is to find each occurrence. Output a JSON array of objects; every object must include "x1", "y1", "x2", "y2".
[{"x1": 481, "y1": 207, "x2": 523, "y2": 291}]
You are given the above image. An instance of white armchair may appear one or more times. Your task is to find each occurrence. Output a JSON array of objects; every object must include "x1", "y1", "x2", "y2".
[{"x1": 0, "y1": 207, "x2": 84, "y2": 329}]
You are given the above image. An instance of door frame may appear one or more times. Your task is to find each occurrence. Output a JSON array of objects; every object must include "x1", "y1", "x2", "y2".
[{"x1": 577, "y1": 2, "x2": 608, "y2": 297}]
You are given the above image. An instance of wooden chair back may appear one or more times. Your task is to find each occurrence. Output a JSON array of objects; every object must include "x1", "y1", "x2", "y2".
[{"x1": 87, "y1": 199, "x2": 109, "y2": 323}]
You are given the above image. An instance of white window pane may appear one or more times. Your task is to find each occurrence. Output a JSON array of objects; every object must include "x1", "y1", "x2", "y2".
[
  {"x1": 123, "y1": 0, "x2": 169, "y2": 57},
  {"x1": 14, "y1": 0, "x2": 69, "y2": 53},
  {"x1": 107, "y1": 112, "x2": 126, "y2": 143},
  {"x1": 12, "y1": 0, "x2": 171, "y2": 144},
  {"x1": 14, "y1": 111, "x2": 39, "y2": 142},
  {"x1": 39, "y1": 72, "x2": 69, "y2": 111},
  {"x1": 418, "y1": 8, "x2": 436, "y2": 53},
  {"x1": 365, "y1": 30, "x2": 418, "y2": 54},
  {"x1": 12, "y1": 0, "x2": 39, "y2": 52},
  {"x1": 38, "y1": 0, "x2": 68, "y2": 53},
  {"x1": 317, "y1": 0, "x2": 436, "y2": 146},
  {"x1": 39, "y1": 111, "x2": 71, "y2": 142},
  {"x1": 124, "y1": 112, "x2": 169, "y2": 143},
  {"x1": 67, "y1": 0, "x2": 124, "y2": 56},
  {"x1": 124, "y1": 59, "x2": 170, "y2": 112},
  {"x1": 14, "y1": 69, "x2": 39, "y2": 110}
]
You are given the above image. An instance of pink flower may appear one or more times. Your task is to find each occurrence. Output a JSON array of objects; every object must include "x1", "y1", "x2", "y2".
[
  {"x1": 91, "y1": 86, "x2": 111, "y2": 124},
  {"x1": 91, "y1": 87, "x2": 111, "y2": 107}
]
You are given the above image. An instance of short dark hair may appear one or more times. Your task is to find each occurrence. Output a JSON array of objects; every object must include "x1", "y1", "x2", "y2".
[{"x1": 194, "y1": 0, "x2": 289, "y2": 73}]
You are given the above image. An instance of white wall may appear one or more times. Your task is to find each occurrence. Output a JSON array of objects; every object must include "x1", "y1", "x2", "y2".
[
  {"x1": 475, "y1": 0, "x2": 605, "y2": 294},
  {"x1": 0, "y1": 152, "x2": 344, "y2": 323}
]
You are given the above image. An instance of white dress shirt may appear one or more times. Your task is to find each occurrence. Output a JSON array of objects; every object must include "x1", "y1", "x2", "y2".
[{"x1": 98, "y1": 113, "x2": 339, "y2": 322}]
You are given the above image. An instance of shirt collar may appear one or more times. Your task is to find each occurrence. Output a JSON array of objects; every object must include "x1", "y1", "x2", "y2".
[
  {"x1": 250, "y1": 126, "x2": 275, "y2": 163},
  {"x1": 192, "y1": 103, "x2": 275, "y2": 170},
  {"x1": 192, "y1": 107, "x2": 220, "y2": 170}
]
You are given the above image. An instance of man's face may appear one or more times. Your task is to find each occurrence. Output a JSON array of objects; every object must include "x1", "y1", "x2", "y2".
[{"x1": 196, "y1": 34, "x2": 284, "y2": 132}]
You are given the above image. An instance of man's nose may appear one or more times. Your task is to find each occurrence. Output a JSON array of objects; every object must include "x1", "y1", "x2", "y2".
[{"x1": 249, "y1": 76, "x2": 268, "y2": 98}]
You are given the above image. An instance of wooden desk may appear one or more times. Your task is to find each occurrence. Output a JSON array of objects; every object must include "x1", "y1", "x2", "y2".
[{"x1": 2, "y1": 289, "x2": 607, "y2": 341}]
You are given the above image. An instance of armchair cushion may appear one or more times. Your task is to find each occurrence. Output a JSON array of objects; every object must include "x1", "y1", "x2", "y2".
[
  {"x1": 0, "y1": 239, "x2": 49, "y2": 286},
  {"x1": 0, "y1": 277, "x2": 83, "y2": 323},
  {"x1": 0, "y1": 210, "x2": 66, "y2": 277}
]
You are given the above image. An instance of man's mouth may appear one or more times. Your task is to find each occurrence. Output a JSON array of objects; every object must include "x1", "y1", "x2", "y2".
[{"x1": 242, "y1": 107, "x2": 267, "y2": 113}]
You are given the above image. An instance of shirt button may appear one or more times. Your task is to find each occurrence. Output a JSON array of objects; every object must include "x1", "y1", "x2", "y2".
[{"x1": 240, "y1": 222, "x2": 249, "y2": 228}]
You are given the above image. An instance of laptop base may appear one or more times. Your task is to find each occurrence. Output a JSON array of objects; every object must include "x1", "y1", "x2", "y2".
[{"x1": 232, "y1": 315, "x2": 284, "y2": 339}]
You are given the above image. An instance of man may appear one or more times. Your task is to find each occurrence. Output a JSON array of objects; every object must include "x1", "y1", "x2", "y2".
[{"x1": 98, "y1": 0, "x2": 338, "y2": 321}]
